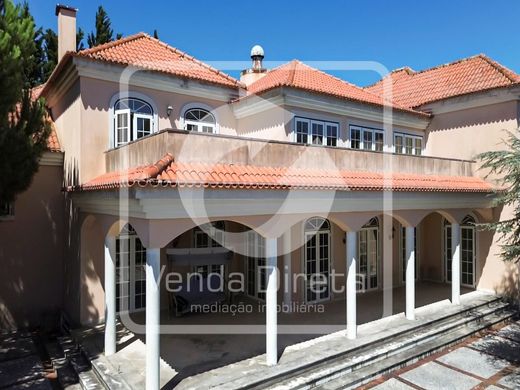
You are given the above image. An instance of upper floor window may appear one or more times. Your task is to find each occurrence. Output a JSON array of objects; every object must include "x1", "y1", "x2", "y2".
[
  {"x1": 294, "y1": 117, "x2": 339, "y2": 147},
  {"x1": 349, "y1": 125, "x2": 384, "y2": 152},
  {"x1": 184, "y1": 108, "x2": 216, "y2": 133},
  {"x1": 113, "y1": 98, "x2": 154, "y2": 147},
  {"x1": 394, "y1": 132, "x2": 422, "y2": 156},
  {"x1": 193, "y1": 221, "x2": 225, "y2": 248}
]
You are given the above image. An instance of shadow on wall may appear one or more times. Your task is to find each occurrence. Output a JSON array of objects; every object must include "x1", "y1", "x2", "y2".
[
  {"x1": 0, "y1": 163, "x2": 66, "y2": 330},
  {"x1": 497, "y1": 261, "x2": 520, "y2": 305}
]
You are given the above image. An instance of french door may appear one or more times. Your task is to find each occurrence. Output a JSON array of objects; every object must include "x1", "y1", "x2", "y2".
[
  {"x1": 358, "y1": 226, "x2": 379, "y2": 291},
  {"x1": 115, "y1": 226, "x2": 146, "y2": 313},
  {"x1": 246, "y1": 231, "x2": 266, "y2": 300},
  {"x1": 444, "y1": 221, "x2": 475, "y2": 287},
  {"x1": 304, "y1": 230, "x2": 331, "y2": 303}
]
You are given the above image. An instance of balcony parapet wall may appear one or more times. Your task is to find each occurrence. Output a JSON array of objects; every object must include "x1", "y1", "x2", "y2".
[{"x1": 105, "y1": 129, "x2": 475, "y2": 177}]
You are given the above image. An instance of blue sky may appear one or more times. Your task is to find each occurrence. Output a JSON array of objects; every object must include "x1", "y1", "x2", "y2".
[{"x1": 24, "y1": 0, "x2": 520, "y2": 86}]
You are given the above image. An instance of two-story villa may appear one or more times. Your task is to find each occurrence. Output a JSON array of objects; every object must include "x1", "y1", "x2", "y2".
[{"x1": 1, "y1": 5, "x2": 519, "y2": 389}]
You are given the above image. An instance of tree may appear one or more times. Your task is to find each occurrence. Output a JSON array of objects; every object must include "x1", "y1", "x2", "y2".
[
  {"x1": 478, "y1": 131, "x2": 520, "y2": 263},
  {"x1": 87, "y1": 6, "x2": 120, "y2": 48},
  {"x1": 41, "y1": 28, "x2": 85, "y2": 82},
  {"x1": 0, "y1": 0, "x2": 50, "y2": 204},
  {"x1": 153, "y1": 29, "x2": 159, "y2": 39}
]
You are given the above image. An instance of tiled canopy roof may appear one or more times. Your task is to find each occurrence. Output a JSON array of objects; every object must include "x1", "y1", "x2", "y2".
[
  {"x1": 80, "y1": 154, "x2": 493, "y2": 193},
  {"x1": 246, "y1": 60, "x2": 427, "y2": 116},
  {"x1": 365, "y1": 54, "x2": 520, "y2": 108},
  {"x1": 73, "y1": 33, "x2": 242, "y2": 88}
]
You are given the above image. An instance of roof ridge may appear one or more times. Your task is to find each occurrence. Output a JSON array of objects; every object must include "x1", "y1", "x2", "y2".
[
  {"x1": 140, "y1": 153, "x2": 174, "y2": 179},
  {"x1": 477, "y1": 54, "x2": 520, "y2": 83},
  {"x1": 143, "y1": 33, "x2": 244, "y2": 87},
  {"x1": 77, "y1": 32, "x2": 147, "y2": 55}
]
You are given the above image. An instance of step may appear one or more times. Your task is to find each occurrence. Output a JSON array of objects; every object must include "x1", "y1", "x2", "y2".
[
  {"x1": 55, "y1": 336, "x2": 106, "y2": 390},
  {"x1": 247, "y1": 295, "x2": 506, "y2": 389},
  {"x1": 316, "y1": 307, "x2": 517, "y2": 389}
]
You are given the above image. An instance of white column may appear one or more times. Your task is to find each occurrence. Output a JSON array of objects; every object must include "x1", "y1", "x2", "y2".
[
  {"x1": 266, "y1": 237, "x2": 278, "y2": 366},
  {"x1": 451, "y1": 224, "x2": 461, "y2": 305},
  {"x1": 283, "y1": 231, "x2": 292, "y2": 310},
  {"x1": 405, "y1": 226, "x2": 415, "y2": 320},
  {"x1": 346, "y1": 231, "x2": 357, "y2": 339},
  {"x1": 146, "y1": 248, "x2": 161, "y2": 390},
  {"x1": 104, "y1": 236, "x2": 117, "y2": 356}
]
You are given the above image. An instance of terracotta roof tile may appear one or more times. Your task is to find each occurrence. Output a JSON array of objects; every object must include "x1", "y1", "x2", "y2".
[
  {"x1": 79, "y1": 154, "x2": 494, "y2": 193},
  {"x1": 365, "y1": 54, "x2": 520, "y2": 108},
  {"x1": 73, "y1": 33, "x2": 242, "y2": 89},
  {"x1": 244, "y1": 60, "x2": 427, "y2": 117}
]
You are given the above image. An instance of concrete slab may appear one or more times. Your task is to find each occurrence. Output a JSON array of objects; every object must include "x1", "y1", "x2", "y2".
[
  {"x1": 498, "y1": 368, "x2": 520, "y2": 389},
  {"x1": 399, "y1": 361, "x2": 480, "y2": 390},
  {"x1": 0, "y1": 336, "x2": 36, "y2": 362},
  {"x1": 4, "y1": 377, "x2": 53, "y2": 389},
  {"x1": 371, "y1": 378, "x2": 414, "y2": 389},
  {"x1": 436, "y1": 347, "x2": 510, "y2": 378},
  {"x1": 470, "y1": 335, "x2": 520, "y2": 363}
]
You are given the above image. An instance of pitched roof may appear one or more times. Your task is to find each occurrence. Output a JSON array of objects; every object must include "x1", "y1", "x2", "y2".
[
  {"x1": 79, "y1": 154, "x2": 493, "y2": 193},
  {"x1": 68, "y1": 33, "x2": 242, "y2": 89},
  {"x1": 365, "y1": 54, "x2": 520, "y2": 108},
  {"x1": 245, "y1": 60, "x2": 427, "y2": 116}
]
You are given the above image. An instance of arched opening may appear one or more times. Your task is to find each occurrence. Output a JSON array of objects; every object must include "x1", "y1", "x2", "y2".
[
  {"x1": 304, "y1": 217, "x2": 331, "y2": 303},
  {"x1": 112, "y1": 96, "x2": 156, "y2": 147},
  {"x1": 183, "y1": 107, "x2": 216, "y2": 133}
]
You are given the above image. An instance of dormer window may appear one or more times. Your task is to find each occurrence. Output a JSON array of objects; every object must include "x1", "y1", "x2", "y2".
[
  {"x1": 113, "y1": 98, "x2": 154, "y2": 147},
  {"x1": 184, "y1": 108, "x2": 216, "y2": 133}
]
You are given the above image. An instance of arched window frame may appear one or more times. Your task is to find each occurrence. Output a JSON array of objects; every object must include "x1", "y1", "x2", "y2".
[
  {"x1": 180, "y1": 102, "x2": 219, "y2": 134},
  {"x1": 109, "y1": 92, "x2": 158, "y2": 148}
]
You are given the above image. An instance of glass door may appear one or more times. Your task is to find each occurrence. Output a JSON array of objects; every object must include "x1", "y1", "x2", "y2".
[
  {"x1": 358, "y1": 218, "x2": 379, "y2": 291},
  {"x1": 305, "y1": 230, "x2": 330, "y2": 303}
]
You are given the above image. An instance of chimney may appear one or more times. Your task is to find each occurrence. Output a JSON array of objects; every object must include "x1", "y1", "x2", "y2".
[
  {"x1": 55, "y1": 4, "x2": 77, "y2": 62},
  {"x1": 240, "y1": 45, "x2": 267, "y2": 86}
]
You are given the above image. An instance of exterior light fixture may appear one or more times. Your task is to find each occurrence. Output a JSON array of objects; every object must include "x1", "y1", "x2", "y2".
[{"x1": 167, "y1": 105, "x2": 173, "y2": 117}]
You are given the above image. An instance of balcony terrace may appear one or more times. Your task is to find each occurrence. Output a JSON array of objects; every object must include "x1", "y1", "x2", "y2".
[{"x1": 105, "y1": 129, "x2": 476, "y2": 177}]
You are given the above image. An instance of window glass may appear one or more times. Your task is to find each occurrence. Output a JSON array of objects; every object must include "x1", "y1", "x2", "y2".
[
  {"x1": 295, "y1": 117, "x2": 337, "y2": 146},
  {"x1": 414, "y1": 138, "x2": 422, "y2": 156},
  {"x1": 350, "y1": 128, "x2": 361, "y2": 149},
  {"x1": 184, "y1": 108, "x2": 216, "y2": 133},
  {"x1": 326, "y1": 124, "x2": 338, "y2": 146},
  {"x1": 374, "y1": 131, "x2": 384, "y2": 152},
  {"x1": 113, "y1": 98, "x2": 154, "y2": 147},
  {"x1": 311, "y1": 121, "x2": 324, "y2": 145},
  {"x1": 363, "y1": 131, "x2": 373, "y2": 150},
  {"x1": 295, "y1": 118, "x2": 309, "y2": 144},
  {"x1": 394, "y1": 133, "x2": 423, "y2": 155}
]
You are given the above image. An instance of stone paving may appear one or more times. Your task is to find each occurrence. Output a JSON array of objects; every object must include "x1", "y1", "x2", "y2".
[
  {"x1": 0, "y1": 332, "x2": 54, "y2": 389},
  {"x1": 366, "y1": 320, "x2": 520, "y2": 390}
]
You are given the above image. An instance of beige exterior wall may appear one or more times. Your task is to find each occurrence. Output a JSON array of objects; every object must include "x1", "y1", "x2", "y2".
[
  {"x1": 0, "y1": 161, "x2": 65, "y2": 329},
  {"x1": 424, "y1": 100, "x2": 520, "y2": 296}
]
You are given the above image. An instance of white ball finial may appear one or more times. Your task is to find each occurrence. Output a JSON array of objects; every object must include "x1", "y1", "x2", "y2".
[{"x1": 251, "y1": 45, "x2": 264, "y2": 58}]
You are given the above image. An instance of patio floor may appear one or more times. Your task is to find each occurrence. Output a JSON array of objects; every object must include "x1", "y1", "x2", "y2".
[{"x1": 77, "y1": 281, "x2": 472, "y2": 389}]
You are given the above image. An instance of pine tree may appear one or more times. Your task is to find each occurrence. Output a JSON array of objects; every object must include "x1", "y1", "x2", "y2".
[
  {"x1": 478, "y1": 131, "x2": 520, "y2": 263},
  {"x1": 0, "y1": 0, "x2": 50, "y2": 204},
  {"x1": 153, "y1": 29, "x2": 159, "y2": 39},
  {"x1": 41, "y1": 28, "x2": 84, "y2": 82},
  {"x1": 87, "y1": 6, "x2": 120, "y2": 48}
]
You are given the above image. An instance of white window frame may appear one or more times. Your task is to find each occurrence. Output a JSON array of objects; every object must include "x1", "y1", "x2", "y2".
[
  {"x1": 114, "y1": 108, "x2": 131, "y2": 147},
  {"x1": 180, "y1": 103, "x2": 219, "y2": 134},
  {"x1": 357, "y1": 218, "x2": 380, "y2": 292},
  {"x1": 245, "y1": 231, "x2": 266, "y2": 301},
  {"x1": 133, "y1": 113, "x2": 153, "y2": 141},
  {"x1": 349, "y1": 125, "x2": 385, "y2": 152},
  {"x1": 293, "y1": 117, "x2": 339, "y2": 147},
  {"x1": 109, "y1": 92, "x2": 158, "y2": 148},
  {"x1": 394, "y1": 132, "x2": 423, "y2": 156}
]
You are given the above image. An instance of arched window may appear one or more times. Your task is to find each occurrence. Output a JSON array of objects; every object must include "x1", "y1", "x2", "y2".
[
  {"x1": 305, "y1": 217, "x2": 330, "y2": 232},
  {"x1": 462, "y1": 215, "x2": 476, "y2": 226},
  {"x1": 184, "y1": 108, "x2": 216, "y2": 133},
  {"x1": 113, "y1": 97, "x2": 155, "y2": 147},
  {"x1": 304, "y1": 217, "x2": 331, "y2": 303}
]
